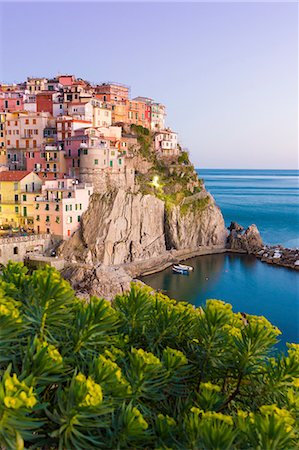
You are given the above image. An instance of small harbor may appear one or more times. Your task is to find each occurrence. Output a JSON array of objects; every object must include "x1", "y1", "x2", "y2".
[{"x1": 141, "y1": 252, "x2": 299, "y2": 349}]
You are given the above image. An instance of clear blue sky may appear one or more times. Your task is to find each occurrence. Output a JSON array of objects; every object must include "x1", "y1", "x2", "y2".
[{"x1": 0, "y1": 1, "x2": 298, "y2": 169}]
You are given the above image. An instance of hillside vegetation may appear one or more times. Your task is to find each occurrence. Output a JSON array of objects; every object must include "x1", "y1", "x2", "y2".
[
  {"x1": 0, "y1": 263, "x2": 298, "y2": 449},
  {"x1": 130, "y1": 124, "x2": 205, "y2": 210}
]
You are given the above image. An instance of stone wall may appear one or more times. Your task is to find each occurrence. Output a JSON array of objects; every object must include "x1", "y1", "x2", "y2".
[
  {"x1": 79, "y1": 166, "x2": 135, "y2": 194},
  {"x1": 0, "y1": 234, "x2": 52, "y2": 265}
]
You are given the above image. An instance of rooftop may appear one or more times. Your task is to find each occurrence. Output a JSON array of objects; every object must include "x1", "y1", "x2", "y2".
[{"x1": 0, "y1": 170, "x2": 31, "y2": 181}]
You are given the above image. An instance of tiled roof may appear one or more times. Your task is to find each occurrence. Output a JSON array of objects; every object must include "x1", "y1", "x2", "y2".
[{"x1": 0, "y1": 170, "x2": 31, "y2": 181}]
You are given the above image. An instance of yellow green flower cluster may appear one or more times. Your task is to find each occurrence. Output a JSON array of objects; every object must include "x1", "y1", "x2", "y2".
[
  {"x1": 259, "y1": 404, "x2": 295, "y2": 432},
  {"x1": 249, "y1": 315, "x2": 281, "y2": 336},
  {"x1": 132, "y1": 348, "x2": 161, "y2": 366},
  {"x1": 3, "y1": 373, "x2": 37, "y2": 409},
  {"x1": 190, "y1": 407, "x2": 233, "y2": 425},
  {"x1": 200, "y1": 382, "x2": 221, "y2": 392},
  {"x1": 131, "y1": 407, "x2": 148, "y2": 430},
  {"x1": 36, "y1": 339, "x2": 63, "y2": 364},
  {"x1": 163, "y1": 347, "x2": 188, "y2": 366},
  {"x1": 97, "y1": 354, "x2": 132, "y2": 394},
  {"x1": 287, "y1": 343, "x2": 299, "y2": 360},
  {"x1": 75, "y1": 373, "x2": 103, "y2": 407},
  {"x1": 157, "y1": 413, "x2": 176, "y2": 427},
  {"x1": 0, "y1": 292, "x2": 21, "y2": 322}
]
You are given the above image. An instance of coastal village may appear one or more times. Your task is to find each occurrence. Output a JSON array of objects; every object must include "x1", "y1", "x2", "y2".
[{"x1": 0, "y1": 75, "x2": 182, "y2": 258}]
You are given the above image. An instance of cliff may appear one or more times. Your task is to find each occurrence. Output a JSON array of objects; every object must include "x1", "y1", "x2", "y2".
[
  {"x1": 60, "y1": 190, "x2": 166, "y2": 265},
  {"x1": 60, "y1": 125, "x2": 228, "y2": 269},
  {"x1": 60, "y1": 186, "x2": 228, "y2": 266}
]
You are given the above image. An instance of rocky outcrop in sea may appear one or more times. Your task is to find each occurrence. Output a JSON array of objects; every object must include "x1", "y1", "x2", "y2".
[{"x1": 227, "y1": 221, "x2": 299, "y2": 271}]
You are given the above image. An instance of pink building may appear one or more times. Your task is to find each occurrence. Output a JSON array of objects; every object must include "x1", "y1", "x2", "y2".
[
  {"x1": 26, "y1": 144, "x2": 66, "y2": 180},
  {"x1": 33, "y1": 178, "x2": 93, "y2": 239},
  {"x1": 56, "y1": 115, "x2": 92, "y2": 141},
  {"x1": 0, "y1": 92, "x2": 24, "y2": 112}
]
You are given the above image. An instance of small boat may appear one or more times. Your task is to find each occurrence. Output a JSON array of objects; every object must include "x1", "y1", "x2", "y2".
[
  {"x1": 172, "y1": 264, "x2": 191, "y2": 275},
  {"x1": 177, "y1": 264, "x2": 194, "y2": 272}
]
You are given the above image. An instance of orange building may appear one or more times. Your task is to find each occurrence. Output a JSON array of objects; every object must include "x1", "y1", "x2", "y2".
[{"x1": 94, "y1": 83, "x2": 129, "y2": 103}]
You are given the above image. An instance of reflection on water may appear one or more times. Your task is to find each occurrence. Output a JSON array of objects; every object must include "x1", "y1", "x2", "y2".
[{"x1": 141, "y1": 254, "x2": 299, "y2": 349}]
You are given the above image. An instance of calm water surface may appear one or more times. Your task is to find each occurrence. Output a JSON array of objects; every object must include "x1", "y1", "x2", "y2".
[
  {"x1": 142, "y1": 169, "x2": 299, "y2": 348},
  {"x1": 197, "y1": 169, "x2": 299, "y2": 247},
  {"x1": 141, "y1": 254, "x2": 299, "y2": 349}
]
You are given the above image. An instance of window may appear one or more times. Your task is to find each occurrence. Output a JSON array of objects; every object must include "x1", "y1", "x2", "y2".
[
  {"x1": 77, "y1": 215, "x2": 81, "y2": 222},
  {"x1": 55, "y1": 216, "x2": 60, "y2": 223},
  {"x1": 55, "y1": 204, "x2": 59, "y2": 211},
  {"x1": 15, "y1": 206, "x2": 19, "y2": 213},
  {"x1": 65, "y1": 205, "x2": 68, "y2": 211},
  {"x1": 33, "y1": 119, "x2": 36, "y2": 124},
  {"x1": 25, "y1": 119, "x2": 29, "y2": 125},
  {"x1": 13, "y1": 247, "x2": 18, "y2": 255},
  {"x1": 110, "y1": 161, "x2": 113, "y2": 167},
  {"x1": 79, "y1": 204, "x2": 82, "y2": 210},
  {"x1": 46, "y1": 216, "x2": 50, "y2": 222},
  {"x1": 36, "y1": 215, "x2": 40, "y2": 221},
  {"x1": 83, "y1": 149, "x2": 88, "y2": 155},
  {"x1": 94, "y1": 159, "x2": 98, "y2": 165},
  {"x1": 67, "y1": 216, "x2": 72, "y2": 224},
  {"x1": 118, "y1": 159, "x2": 122, "y2": 165},
  {"x1": 45, "y1": 204, "x2": 49, "y2": 211},
  {"x1": 35, "y1": 203, "x2": 39, "y2": 209}
]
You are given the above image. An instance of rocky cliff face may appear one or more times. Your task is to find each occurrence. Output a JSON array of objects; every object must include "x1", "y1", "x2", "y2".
[
  {"x1": 60, "y1": 186, "x2": 228, "y2": 266},
  {"x1": 165, "y1": 192, "x2": 228, "y2": 249},
  {"x1": 60, "y1": 190, "x2": 166, "y2": 265}
]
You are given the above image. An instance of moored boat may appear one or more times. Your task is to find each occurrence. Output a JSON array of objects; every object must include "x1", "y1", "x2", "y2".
[
  {"x1": 177, "y1": 263, "x2": 194, "y2": 272},
  {"x1": 172, "y1": 264, "x2": 190, "y2": 275}
]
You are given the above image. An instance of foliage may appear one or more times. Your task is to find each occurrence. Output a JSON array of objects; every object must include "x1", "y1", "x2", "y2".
[
  {"x1": 180, "y1": 196, "x2": 210, "y2": 216},
  {"x1": 0, "y1": 263, "x2": 298, "y2": 449},
  {"x1": 178, "y1": 150, "x2": 190, "y2": 165}
]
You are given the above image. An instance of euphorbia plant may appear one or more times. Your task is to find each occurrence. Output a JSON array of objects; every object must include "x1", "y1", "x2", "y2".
[{"x1": 0, "y1": 262, "x2": 298, "y2": 449}]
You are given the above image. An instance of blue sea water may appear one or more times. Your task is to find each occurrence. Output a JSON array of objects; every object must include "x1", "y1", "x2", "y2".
[
  {"x1": 196, "y1": 169, "x2": 299, "y2": 248},
  {"x1": 141, "y1": 169, "x2": 299, "y2": 349}
]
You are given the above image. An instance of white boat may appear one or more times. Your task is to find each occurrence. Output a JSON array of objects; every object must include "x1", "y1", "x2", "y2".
[
  {"x1": 177, "y1": 264, "x2": 194, "y2": 272},
  {"x1": 172, "y1": 264, "x2": 193, "y2": 275}
]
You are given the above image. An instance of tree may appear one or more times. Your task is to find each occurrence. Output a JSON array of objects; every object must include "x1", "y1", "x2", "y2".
[{"x1": 0, "y1": 262, "x2": 298, "y2": 449}]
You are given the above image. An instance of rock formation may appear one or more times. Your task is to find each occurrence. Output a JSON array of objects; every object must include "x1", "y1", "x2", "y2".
[
  {"x1": 60, "y1": 186, "x2": 228, "y2": 266},
  {"x1": 165, "y1": 192, "x2": 228, "y2": 249},
  {"x1": 227, "y1": 222, "x2": 263, "y2": 253},
  {"x1": 61, "y1": 263, "x2": 132, "y2": 301},
  {"x1": 60, "y1": 190, "x2": 166, "y2": 266}
]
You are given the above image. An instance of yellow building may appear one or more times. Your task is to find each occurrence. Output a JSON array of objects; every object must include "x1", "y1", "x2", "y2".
[
  {"x1": 0, "y1": 113, "x2": 6, "y2": 165},
  {"x1": 0, "y1": 171, "x2": 42, "y2": 230}
]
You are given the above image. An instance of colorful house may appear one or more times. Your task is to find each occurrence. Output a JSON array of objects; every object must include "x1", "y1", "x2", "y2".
[
  {"x1": 0, "y1": 171, "x2": 42, "y2": 229},
  {"x1": 26, "y1": 144, "x2": 66, "y2": 180},
  {"x1": 154, "y1": 129, "x2": 179, "y2": 157},
  {"x1": 33, "y1": 178, "x2": 93, "y2": 239}
]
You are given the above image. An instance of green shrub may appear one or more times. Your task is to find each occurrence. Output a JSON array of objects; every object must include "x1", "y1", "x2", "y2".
[{"x1": 0, "y1": 263, "x2": 298, "y2": 449}]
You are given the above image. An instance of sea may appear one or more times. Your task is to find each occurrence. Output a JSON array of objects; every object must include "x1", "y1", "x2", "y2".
[
  {"x1": 141, "y1": 169, "x2": 299, "y2": 349},
  {"x1": 198, "y1": 169, "x2": 299, "y2": 248}
]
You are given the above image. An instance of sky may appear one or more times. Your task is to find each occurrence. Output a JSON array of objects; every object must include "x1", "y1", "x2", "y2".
[{"x1": 0, "y1": 1, "x2": 298, "y2": 169}]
